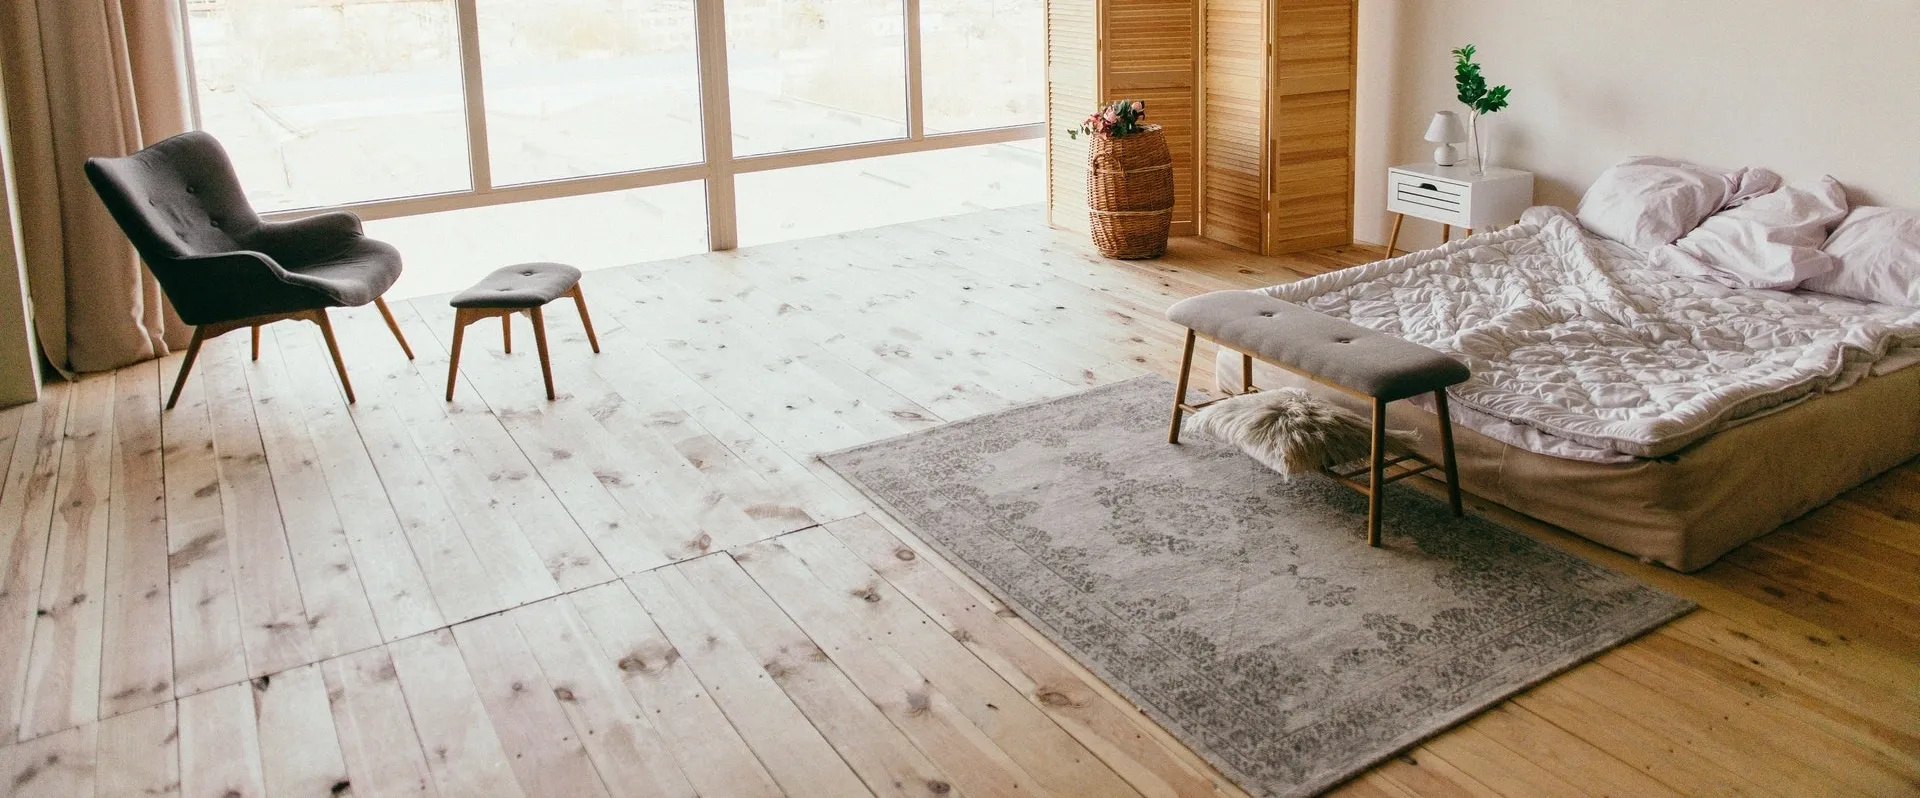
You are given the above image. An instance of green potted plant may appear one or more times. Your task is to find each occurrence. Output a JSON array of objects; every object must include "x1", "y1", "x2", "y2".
[{"x1": 1452, "y1": 45, "x2": 1511, "y2": 175}]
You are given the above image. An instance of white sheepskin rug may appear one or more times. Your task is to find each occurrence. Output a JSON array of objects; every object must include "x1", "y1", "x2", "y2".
[{"x1": 1185, "y1": 388, "x2": 1411, "y2": 479}]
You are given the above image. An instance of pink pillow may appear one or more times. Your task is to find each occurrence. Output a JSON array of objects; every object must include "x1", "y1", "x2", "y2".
[
  {"x1": 1800, "y1": 207, "x2": 1920, "y2": 306},
  {"x1": 1652, "y1": 178, "x2": 1850, "y2": 290},
  {"x1": 1576, "y1": 157, "x2": 1781, "y2": 251}
]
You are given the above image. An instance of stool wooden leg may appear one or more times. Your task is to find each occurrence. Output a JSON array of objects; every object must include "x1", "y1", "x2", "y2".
[
  {"x1": 568, "y1": 286, "x2": 601, "y2": 353},
  {"x1": 531, "y1": 306, "x2": 556, "y2": 400},
  {"x1": 1241, "y1": 352, "x2": 1255, "y2": 393},
  {"x1": 1367, "y1": 397, "x2": 1388, "y2": 547},
  {"x1": 312, "y1": 308, "x2": 355, "y2": 404},
  {"x1": 502, "y1": 314, "x2": 512, "y2": 354},
  {"x1": 446, "y1": 310, "x2": 470, "y2": 402},
  {"x1": 250, "y1": 325, "x2": 261, "y2": 361},
  {"x1": 375, "y1": 296, "x2": 415, "y2": 360},
  {"x1": 1386, "y1": 213, "x2": 1405, "y2": 257},
  {"x1": 1168, "y1": 328, "x2": 1197, "y2": 444},
  {"x1": 1435, "y1": 389, "x2": 1464, "y2": 517},
  {"x1": 166, "y1": 326, "x2": 209, "y2": 410}
]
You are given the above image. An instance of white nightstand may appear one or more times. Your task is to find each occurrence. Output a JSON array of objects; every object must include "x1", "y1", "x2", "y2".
[{"x1": 1385, "y1": 163, "x2": 1534, "y2": 256}]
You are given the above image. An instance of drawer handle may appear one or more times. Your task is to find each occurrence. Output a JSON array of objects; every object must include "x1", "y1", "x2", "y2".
[{"x1": 1419, "y1": 182, "x2": 1439, "y2": 191}]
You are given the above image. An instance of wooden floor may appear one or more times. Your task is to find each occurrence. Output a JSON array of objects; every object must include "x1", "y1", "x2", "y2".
[{"x1": 0, "y1": 207, "x2": 1915, "y2": 797}]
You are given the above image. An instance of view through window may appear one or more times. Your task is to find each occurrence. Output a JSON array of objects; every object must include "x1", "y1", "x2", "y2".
[{"x1": 184, "y1": 0, "x2": 1044, "y2": 297}]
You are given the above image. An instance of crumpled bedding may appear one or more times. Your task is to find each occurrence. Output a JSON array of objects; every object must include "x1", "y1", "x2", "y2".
[{"x1": 1258, "y1": 206, "x2": 1920, "y2": 462}]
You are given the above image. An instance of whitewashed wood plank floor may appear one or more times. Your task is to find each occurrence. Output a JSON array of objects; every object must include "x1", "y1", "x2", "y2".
[{"x1": 0, "y1": 207, "x2": 1914, "y2": 797}]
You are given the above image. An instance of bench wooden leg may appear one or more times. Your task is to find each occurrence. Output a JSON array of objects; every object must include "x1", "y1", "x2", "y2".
[
  {"x1": 567, "y1": 285, "x2": 601, "y2": 353},
  {"x1": 502, "y1": 313, "x2": 512, "y2": 354},
  {"x1": 1241, "y1": 352, "x2": 1254, "y2": 393},
  {"x1": 446, "y1": 308, "x2": 472, "y2": 401},
  {"x1": 1368, "y1": 397, "x2": 1388, "y2": 547},
  {"x1": 1435, "y1": 388, "x2": 1464, "y2": 517},
  {"x1": 531, "y1": 305, "x2": 556, "y2": 400},
  {"x1": 1168, "y1": 328, "x2": 1197, "y2": 444},
  {"x1": 250, "y1": 325, "x2": 261, "y2": 361}
]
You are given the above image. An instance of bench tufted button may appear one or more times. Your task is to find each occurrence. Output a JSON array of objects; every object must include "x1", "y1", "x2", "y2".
[
  {"x1": 1259, "y1": 311, "x2": 1275, "y2": 317},
  {"x1": 1335, "y1": 337, "x2": 1353, "y2": 344},
  {"x1": 521, "y1": 271, "x2": 534, "y2": 276}
]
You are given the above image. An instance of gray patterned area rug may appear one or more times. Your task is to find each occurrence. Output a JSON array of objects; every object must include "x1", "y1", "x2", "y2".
[{"x1": 823, "y1": 376, "x2": 1694, "y2": 797}]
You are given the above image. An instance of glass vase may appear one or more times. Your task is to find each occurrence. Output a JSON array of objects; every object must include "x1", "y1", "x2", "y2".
[{"x1": 1469, "y1": 112, "x2": 1488, "y2": 176}]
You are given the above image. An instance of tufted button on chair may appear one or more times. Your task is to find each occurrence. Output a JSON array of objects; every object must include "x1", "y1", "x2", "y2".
[{"x1": 84, "y1": 131, "x2": 415, "y2": 408}]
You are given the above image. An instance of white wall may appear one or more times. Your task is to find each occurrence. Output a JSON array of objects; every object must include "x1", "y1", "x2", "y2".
[{"x1": 1354, "y1": 0, "x2": 1920, "y2": 250}]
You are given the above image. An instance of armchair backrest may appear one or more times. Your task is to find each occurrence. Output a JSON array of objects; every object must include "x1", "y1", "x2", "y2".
[{"x1": 84, "y1": 131, "x2": 265, "y2": 267}]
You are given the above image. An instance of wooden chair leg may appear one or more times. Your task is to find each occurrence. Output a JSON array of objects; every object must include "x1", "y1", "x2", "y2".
[
  {"x1": 312, "y1": 308, "x2": 355, "y2": 404},
  {"x1": 569, "y1": 286, "x2": 600, "y2": 353},
  {"x1": 1386, "y1": 213, "x2": 1405, "y2": 257},
  {"x1": 250, "y1": 325, "x2": 261, "y2": 361},
  {"x1": 530, "y1": 306, "x2": 556, "y2": 400},
  {"x1": 374, "y1": 296, "x2": 415, "y2": 360},
  {"x1": 166, "y1": 326, "x2": 209, "y2": 410},
  {"x1": 502, "y1": 314, "x2": 512, "y2": 354},
  {"x1": 1367, "y1": 397, "x2": 1388, "y2": 547},
  {"x1": 1435, "y1": 389, "x2": 1464, "y2": 517},
  {"x1": 446, "y1": 310, "x2": 470, "y2": 402},
  {"x1": 1168, "y1": 329, "x2": 1197, "y2": 444}
]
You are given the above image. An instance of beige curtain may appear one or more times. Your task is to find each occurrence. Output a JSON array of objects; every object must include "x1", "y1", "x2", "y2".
[{"x1": 0, "y1": 0, "x2": 192, "y2": 375}]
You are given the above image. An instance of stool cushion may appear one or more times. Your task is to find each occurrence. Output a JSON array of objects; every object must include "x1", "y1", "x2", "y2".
[
  {"x1": 451, "y1": 262, "x2": 582, "y2": 308},
  {"x1": 1168, "y1": 291, "x2": 1469, "y2": 402}
]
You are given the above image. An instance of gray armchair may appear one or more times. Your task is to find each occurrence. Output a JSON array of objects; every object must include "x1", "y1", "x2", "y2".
[{"x1": 84, "y1": 131, "x2": 413, "y2": 408}]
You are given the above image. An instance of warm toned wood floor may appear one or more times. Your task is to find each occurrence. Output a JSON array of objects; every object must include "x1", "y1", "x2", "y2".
[{"x1": 0, "y1": 206, "x2": 1916, "y2": 797}]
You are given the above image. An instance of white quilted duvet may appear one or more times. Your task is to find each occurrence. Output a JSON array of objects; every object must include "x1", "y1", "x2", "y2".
[{"x1": 1260, "y1": 206, "x2": 1920, "y2": 462}]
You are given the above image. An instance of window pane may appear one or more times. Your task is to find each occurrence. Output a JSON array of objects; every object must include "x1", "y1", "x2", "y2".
[
  {"x1": 726, "y1": 0, "x2": 907, "y2": 156},
  {"x1": 186, "y1": 0, "x2": 470, "y2": 211},
  {"x1": 735, "y1": 141, "x2": 1041, "y2": 247},
  {"x1": 366, "y1": 182, "x2": 708, "y2": 299},
  {"x1": 921, "y1": 0, "x2": 1044, "y2": 133},
  {"x1": 476, "y1": 0, "x2": 704, "y2": 185}
]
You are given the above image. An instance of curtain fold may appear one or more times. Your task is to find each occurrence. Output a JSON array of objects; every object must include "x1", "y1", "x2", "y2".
[{"x1": 0, "y1": 0, "x2": 192, "y2": 375}]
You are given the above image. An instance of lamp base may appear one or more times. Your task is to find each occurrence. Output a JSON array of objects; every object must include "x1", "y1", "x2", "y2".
[{"x1": 1432, "y1": 143, "x2": 1462, "y2": 167}]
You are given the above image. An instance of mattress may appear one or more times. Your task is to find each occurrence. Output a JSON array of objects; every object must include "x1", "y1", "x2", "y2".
[
  {"x1": 1254, "y1": 207, "x2": 1920, "y2": 462},
  {"x1": 1218, "y1": 355, "x2": 1920, "y2": 571}
]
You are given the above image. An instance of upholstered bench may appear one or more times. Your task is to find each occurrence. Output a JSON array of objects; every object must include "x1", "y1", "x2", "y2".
[
  {"x1": 1166, "y1": 291, "x2": 1471, "y2": 546},
  {"x1": 446, "y1": 262, "x2": 601, "y2": 401}
]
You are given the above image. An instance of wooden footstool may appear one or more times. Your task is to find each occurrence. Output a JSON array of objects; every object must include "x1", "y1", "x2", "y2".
[
  {"x1": 446, "y1": 262, "x2": 600, "y2": 401},
  {"x1": 1165, "y1": 292, "x2": 1471, "y2": 546}
]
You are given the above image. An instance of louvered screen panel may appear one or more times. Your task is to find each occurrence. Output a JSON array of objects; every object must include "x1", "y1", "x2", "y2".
[
  {"x1": 1048, "y1": 0, "x2": 1099, "y2": 232},
  {"x1": 1104, "y1": 0, "x2": 1197, "y2": 233},
  {"x1": 1198, "y1": 0, "x2": 1266, "y2": 251},
  {"x1": 1267, "y1": 0, "x2": 1354, "y2": 252}
]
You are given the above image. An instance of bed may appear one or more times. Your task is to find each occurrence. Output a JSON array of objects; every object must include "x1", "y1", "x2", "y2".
[{"x1": 1215, "y1": 206, "x2": 1920, "y2": 571}]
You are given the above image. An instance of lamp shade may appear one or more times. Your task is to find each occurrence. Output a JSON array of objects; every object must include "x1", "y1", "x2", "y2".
[{"x1": 1424, "y1": 111, "x2": 1467, "y2": 144}]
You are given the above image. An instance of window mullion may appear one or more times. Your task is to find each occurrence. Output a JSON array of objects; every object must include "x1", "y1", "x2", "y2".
[
  {"x1": 454, "y1": 0, "x2": 494, "y2": 193},
  {"x1": 906, "y1": 0, "x2": 925, "y2": 140},
  {"x1": 695, "y1": 0, "x2": 738, "y2": 251}
]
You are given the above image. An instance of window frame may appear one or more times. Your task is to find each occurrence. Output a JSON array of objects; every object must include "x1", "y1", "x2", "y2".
[{"x1": 178, "y1": 0, "x2": 1044, "y2": 250}]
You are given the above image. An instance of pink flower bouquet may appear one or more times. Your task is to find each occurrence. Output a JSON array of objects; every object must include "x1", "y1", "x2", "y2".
[{"x1": 1069, "y1": 99, "x2": 1149, "y2": 139}]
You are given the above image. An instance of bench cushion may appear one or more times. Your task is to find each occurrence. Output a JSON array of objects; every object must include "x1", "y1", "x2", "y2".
[
  {"x1": 1168, "y1": 291, "x2": 1469, "y2": 401},
  {"x1": 451, "y1": 262, "x2": 582, "y2": 308}
]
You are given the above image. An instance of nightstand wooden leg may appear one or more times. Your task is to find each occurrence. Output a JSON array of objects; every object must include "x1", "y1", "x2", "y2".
[{"x1": 1386, "y1": 213, "x2": 1404, "y2": 257}]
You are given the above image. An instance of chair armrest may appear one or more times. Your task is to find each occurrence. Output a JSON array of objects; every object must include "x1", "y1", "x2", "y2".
[{"x1": 250, "y1": 211, "x2": 364, "y2": 265}]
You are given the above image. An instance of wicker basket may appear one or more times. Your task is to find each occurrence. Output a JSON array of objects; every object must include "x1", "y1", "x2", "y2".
[{"x1": 1086, "y1": 124, "x2": 1174, "y2": 259}]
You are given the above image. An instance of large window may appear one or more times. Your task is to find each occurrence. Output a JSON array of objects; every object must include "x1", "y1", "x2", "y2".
[{"x1": 183, "y1": 0, "x2": 1042, "y2": 287}]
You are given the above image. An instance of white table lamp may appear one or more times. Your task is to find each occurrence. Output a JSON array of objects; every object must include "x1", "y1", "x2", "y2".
[{"x1": 1424, "y1": 111, "x2": 1467, "y2": 166}]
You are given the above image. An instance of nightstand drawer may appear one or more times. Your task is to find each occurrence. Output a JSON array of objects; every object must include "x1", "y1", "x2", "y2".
[{"x1": 1387, "y1": 172, "x2": 1471, "y2": 226}]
